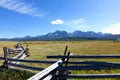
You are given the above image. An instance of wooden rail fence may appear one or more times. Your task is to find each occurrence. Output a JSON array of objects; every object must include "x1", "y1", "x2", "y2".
[
  {"x1": 1, "y1": 45, "x2": 120, "y2": 79},
  {"x1": 1, "y1": 43, "x2": 30, "y2": 69}
]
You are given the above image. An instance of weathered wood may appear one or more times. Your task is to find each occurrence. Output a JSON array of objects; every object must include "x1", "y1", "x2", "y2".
[
  {"x1": 7, "y1": 58, "x2": 56, "y2": 63},
  {"x1": 57, "y1": 74, "x2": 120, "y2": 78},
  {"x1": 8, "y1": 44, "x2": 29, "y2": 69},
  {"x1": 58, "y1": 52, "x2": 71, "y2": 80},
  {"x1": 64, "y1": 46, "x2": 68, "y2": 55},
  {"x1": 3, "y1": 47, "x2": 8, "y2": 69},
  {"x1": 19, "y1": 53, "x2": 27, "y2": 59},
  {"x1": 11, "y1": 53, "x2": 28, "y2": 64},
  {"x1": 47, "y1": 55, "x2": 120, "y2": 59},
  {"x1": 8, "y1": 63, "x2": 44, "y2": 71},
  {"x1": 12, "y1": 52, "x2": 24, "y2": 59},
  {"x1": 58, "y1": 65, "x2": 120, "y2": 70},
  {"x1": 2, "y1": 44, "x2": 120, "y2": 80},
  {"x1": 0, "y1": 57, "x2": 4, "y2": 60},
  {"x1": 65, "y1": 52, "x2": 70, "y2": 66},
  {"x1": 2, "y1": 57, "x2": 120, "y2": 66},
  {"x1": 8, "y1": 52, "x2": 24, "y2": 65},
  {"x1": 28, "y1": 60, "x2": 63, "y2": 80},
  {"x1": 8, "y1": 48, "x2": 23, "y2": 54}
]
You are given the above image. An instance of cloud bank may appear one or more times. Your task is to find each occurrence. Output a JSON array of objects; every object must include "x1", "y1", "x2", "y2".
[{"x1": 0, "y1": 0, "x2": 44, "y2": 17}]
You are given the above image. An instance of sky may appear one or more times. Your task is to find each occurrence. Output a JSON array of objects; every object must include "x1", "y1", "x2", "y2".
[{"x1": 0, "y1": 0, "x2": 120, "y2": 38}]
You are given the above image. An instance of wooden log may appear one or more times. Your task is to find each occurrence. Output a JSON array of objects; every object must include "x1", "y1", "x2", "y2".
[
  {"x1": 0, "y1": 57, "x2": 4, "y2": 60},
  {"x1": 7, "y1": 58, "x2": 56, "y2": 63},
  {"x1": 58, "y1": 52, "x2": 71, "y2": 80},
  {"x1": 64, "y1": 46, "x2": 68, "y2": 56},
  {"x1": 8, "y1": 52, "x2": 24, "y2": 65},
  {"x1": 19, "y1": 53, "x2": 27, "y2": 60},
  {"x1": 56, "y1": 74, "x2": 120, "y2": 78},
  {"x1": 12, "y1": 52, "x2": 24, "y2": 59},
  {"x1": 2, "y1": 58, "x2": 120, "y2": 66},
  {"x1": 58, "y1": 65, "x2": 120, "y2": 70},
  {"x1": 3, "y1": 47, "x2": 8, "y2": 69},
  {"x1": 47, "y1": 55, "x2": 120, "y2": 59},
  {"x1": 28, "y1": 60, "x2": 63, "y2": 80},
  {"x1": 8, "y1": 48, "x2": 23, "y2": 54},
  {"x1": 11, "y1": 53, "x2": 28, "y2": 64},
  {"x1": 65, "y1": 52, "x2": 70, "y2": 66},
  {"x1": 8, "y1": 63, "x2": 44, "y2": 71}
]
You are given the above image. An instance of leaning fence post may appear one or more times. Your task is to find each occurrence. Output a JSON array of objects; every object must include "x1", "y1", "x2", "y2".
[
  {"x1": 65, "y1": 52, "x2": 70, "y2": 66},
  {"x1": 58, "y1": 50, "x2": 70, "y2": 80},
  {"x1": 25, "y1": 47, "x2": 30, "y2": 57},
  {"x1": 64, "y1": 52, "x2": 71, "y2": 80},
  {"x1": 3, "y1": 47, "x2": 8, "y2": 70},
  {"x1": 62, "y1": 46, "x2": 68, "y2": 62},
  {"x1": 64, "y1": 46, "x2": 68, "y2": 56}
]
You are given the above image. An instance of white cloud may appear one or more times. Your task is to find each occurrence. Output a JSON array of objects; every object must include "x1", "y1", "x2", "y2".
[
  {"x1": 0, "y1": 0, "x2": 44, "y2": 17},
  {"x1": 103, "y1": 23, "x2": 120, "y2": 34},
  {"x1": 50, "y1": 18, "x2": 89, "y2": 31},
  {"x1": 51, "y1": 19, "x2": 64, "y2": 25},
  {"x1": 64, "y1": 18, "x2": 88, "y2": 30}
]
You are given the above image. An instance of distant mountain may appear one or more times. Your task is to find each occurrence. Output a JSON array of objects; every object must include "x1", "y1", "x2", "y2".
[
  {"x1": 103, "y1": 34, "x2": 120, "y2": 40},
  {"x1": 0, "y1": 30, "x2": 119, "y2": 41},
  {"x1": 41, "y1": 30, "x2": 69, "y2": 40},
  {"x1": 71, "y1": 31, "x2": 110, "y2": 38}
]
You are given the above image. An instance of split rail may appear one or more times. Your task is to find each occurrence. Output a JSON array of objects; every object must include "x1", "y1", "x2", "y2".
[{"x1": 1, "y1": 45, "x2": 120, "y2": 80}]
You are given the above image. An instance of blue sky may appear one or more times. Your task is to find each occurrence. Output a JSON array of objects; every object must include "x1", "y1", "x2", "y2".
[{"x1": 0, "y1": 0, "x2": 120, "y2": 38}]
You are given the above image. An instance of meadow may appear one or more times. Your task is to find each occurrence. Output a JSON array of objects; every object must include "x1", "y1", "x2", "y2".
[{"x1": 0, "y1": 40, "x2": 120, "y2": 80}]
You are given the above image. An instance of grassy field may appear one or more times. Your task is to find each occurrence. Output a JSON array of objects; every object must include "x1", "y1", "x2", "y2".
[
  {"x1": 0, "y1": 40, "x2": 120, "y2": 80},
  {"x1": 24, "y1": 41, "x2": 120, "y2": 59}
]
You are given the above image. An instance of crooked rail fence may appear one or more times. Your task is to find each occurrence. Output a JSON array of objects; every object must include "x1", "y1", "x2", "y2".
[
  {"x1": 1, "y1": 45, "x2": 120, "y2": 79},
  {"x1": 1, "y1": 43, "x2": 30, "y2": 69}
]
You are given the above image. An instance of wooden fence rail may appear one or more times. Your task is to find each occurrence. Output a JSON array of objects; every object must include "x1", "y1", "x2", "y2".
[
  {"x1": 12, "y1": 52, "x2": 24, "y2": 59},
  {"x1": 58, "y1": 65, "x2": 120, "y2": 70},
  {"x1": 28, "y1": 46, "x2": 70, "y2": 80},
  {"x1": 2, "y1": 45, "x2": 120, "y2": 79},
  {"x1": 5, "y1": 58, "x2": 56, "y2": 63},
  {"x1": 27, "y1": 60, "x2": 63, "y2": 80},
  {"x1": 56, "y1": 74, "x2": 120, "y2": 78},
  {"x1": 2, "y1": 57, "x2": 120, "y2": 71},
  {"x1": 0, "y1": 57, "x2": 120, "y2": 65},
  {"x1": 0, "y1": 57, "x2": 4, "y2": 60},
  {"x1": 8, "y1": 63, "x2": 44, "y2": 71},
  {"x1": 1, "y1": 43, "x2": 30, "y2": 69},
  {"x1": 1, "y1": 57, "x2": 120, "y2": 66},
  {"x1": 47, "y1": 55, "x2": 120, "y2": 59}
]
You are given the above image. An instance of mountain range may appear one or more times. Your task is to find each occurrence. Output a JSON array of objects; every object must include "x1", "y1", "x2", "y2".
[{"x1": 1, "y1": 30, "x2": 120, "y2": 41}]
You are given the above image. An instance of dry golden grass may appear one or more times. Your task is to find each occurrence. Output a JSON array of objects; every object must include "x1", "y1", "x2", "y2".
[
  {"x1": 16, "y1": 41, "x2": 120, "y2": 69},
  {"x1": 0, "y1": 41, "x2": 18, "y2": 56},
  {"x1": 1, "y1": 41, "x2": 120, "y2": 57},
  {"x1": 1, "y1": 41, "x2": 120, "y2": 64},
  {"x1": 24, "y1": 41, "x2": 120, "y2": 59}
]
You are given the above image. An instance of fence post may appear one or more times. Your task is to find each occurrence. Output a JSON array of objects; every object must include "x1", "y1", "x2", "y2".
[
  {"x1": 64, "y1": 52, "x2": 71, "y2": 80},
  {"x1": 62, "y1": 46, "x2": 68, "y2": 62},
  {"x1": 3, "y1": 47, "x2": 8, "y2": 70},
  {"x1": 24, "y1": 44, "x2": 30, "y2": 57},
  {"x1": 64, "y1": 46, "x2": 68, "y2": 56},
  {"x1": 58, "y1": 51, "x2": 70, "y2": 80},
  {"x1": 65, "y1": 52, "x2": 70, "y2": 66}
]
